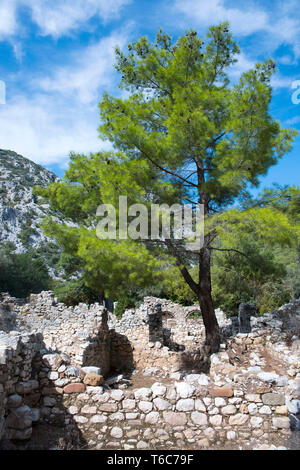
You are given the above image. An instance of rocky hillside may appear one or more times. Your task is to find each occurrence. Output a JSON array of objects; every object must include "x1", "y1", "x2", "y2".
[{"x1": 0, "y1": 149, "x2": 61, "y2": 253}]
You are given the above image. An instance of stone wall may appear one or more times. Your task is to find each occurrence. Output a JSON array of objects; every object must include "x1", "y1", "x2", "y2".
[
  {"x1": 0, "y1": 292, "x2": 299, "y2": 450},
  {"x1": 0, "y1": 332, "x2": 43, "y2": 441},
  {"x1": 8, "y1": 291, "x2": 112, "y2": 375},
  {"x1": 56, "y1": 377, "x2": 295, "y2": 450}
]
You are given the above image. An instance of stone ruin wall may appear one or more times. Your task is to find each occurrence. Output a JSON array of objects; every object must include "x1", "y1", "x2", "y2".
[{"x1": 0, "y1": 291, "x2": 299, "y2": 450}]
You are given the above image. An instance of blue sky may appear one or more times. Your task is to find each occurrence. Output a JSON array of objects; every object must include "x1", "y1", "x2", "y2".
[{"x1": 0, "y1": 0, "x2": 299, "y2": 193}]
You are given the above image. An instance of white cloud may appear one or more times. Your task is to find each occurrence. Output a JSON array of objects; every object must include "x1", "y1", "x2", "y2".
[
  {"x1": 271, "y1": 75, "x2": 296, "y2": 90},
  {"x1": 285, "y1": 116, "x2": 300, "y2": 126},
  {"x1": 22, "y1": 0, "x2": 132, "y2": 38},
  {"x1": 173, "y1": 0, "x2": 300, "y2": 59},
  {"x1": 0, "y1": 29, "x2": 129, "y2": 165},
  {"x1": 173, "y1": 0, "x2": 268, "y2": 36},
  {"x1": 36, "y1": 32, "x2": 129, "y2": 104},
  {"x1": 0, "y1": 0, "x2": 17, "y2": 38},
  {"x1": 0, "y1": 93, "x2": 111, "y2": 166},
  {"x1": 228, "y1": 52, "x2": 295, "y2": 90},
  {"x1": 277, "y1": 55, "x2": 296, "y2": 66},
  {"x1": 228, "y1": 52, "x2": 255, "y2": 80},
  {"x1": 0, "y1": 0, "x2": 132, "y2": 41}
]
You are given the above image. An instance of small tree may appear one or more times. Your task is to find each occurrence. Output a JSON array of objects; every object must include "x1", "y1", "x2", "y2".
[
  {"x1": 98, "y1": 24, "x2": 297, "y2": 351},
  {"x1": 38, "y1": 24, "x2": 298, "y2": 353}
]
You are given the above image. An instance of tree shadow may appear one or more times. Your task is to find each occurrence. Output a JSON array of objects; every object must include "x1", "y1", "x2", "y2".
[
  {"x1": 0, "y1": 295, "x2": 18, "y2": 332},
  {"x1": 162, "y1": 327, "x2": 185, "y2": 352},
  {"x1": 109, "y1": 330, "x2": 135, "y2": 375},
  {"x1": 178, "y1": 346, "x2": 211, "y2": 374}
]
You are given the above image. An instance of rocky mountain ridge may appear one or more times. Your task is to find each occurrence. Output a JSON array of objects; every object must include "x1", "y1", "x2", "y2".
[{"x1": 0, "y1": 149, "x2": 60, "y2": 253}]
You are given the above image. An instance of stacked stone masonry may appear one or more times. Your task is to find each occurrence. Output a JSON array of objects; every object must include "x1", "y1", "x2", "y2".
[{"x1": 0, "y1": 291, "x2": 299, "y2": 450}]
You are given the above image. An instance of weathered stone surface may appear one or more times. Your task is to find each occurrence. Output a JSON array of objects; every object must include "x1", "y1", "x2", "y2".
[
  {"x1": 68, "y1": 406, "x2": 78, "y2": 415},
  {"x1": 262, "y1": 393, "x2": 285, "y2": 406},
  {"x1": 253, "y1": 388, "x2": 269, "y2": 398},
  {"x1": 109, "y1": 412, "x2": 124, "y2": 421},
  {"x1": 227, "y1": 431, "x2": 236, "y2": 440},
  {"x1": 257, "y1": 372, "x2": 279, "y2": 383},
  {"x1": 176, "y1": 399, "x2": 194, "y2": 412},
  {"x1": 65, "y1": 366, "x2": 80, "y2": 377},
  {"x1": 7, "y1": 394, "x2": 22, "y2": 408},
  {"x1": 110, "y1": 426, "x2": 123, "y2": 438},
  {"x1": 6, "y1": 405, "x2": 32, "y2": 430},
  {"x1": 16, "y1": 380, "x2": 39, "y2": 395},
  {"x1": 228, "y1": 414, "x2": 249, "y2": 425},
  {"x1": 151, "y1": 383, "x2": 167, "y2": 397},
  {"x1": 209, "y1": 415, "x2": 222, "y2": 426},
  {"x1": 81, "y1": 405, "x2": 97, "y2": 414},
  {"x1": 250, "y1": 416, "x2": 263, "y2": 428},
  {"x1": 87, "y1": 386, "x2": 104, "y2": 395},
  {"x1": 275, "y1": 405, "x2": 289, "y2": 415},
  {"x1": 126, "y1": 413, "x2": 139, "y2": 420},
  {"x1": 42, "y1": 354, "x2": 63, "y2": 370},
  {"x1": 155, "y1": 428, "x2": 169, "y2": 440},
  {"x1": 245, "y1": 394, "x2": 261, "y2": 403},
  {"x1": 259, "y1": 405, "x2": 272, "y2": 415},
  {"x1": 210, "y1": 387, "x2": 233, "y2": 398},
  {"x1": 145, "y1": 411, "x2": 160, "y2": 424},
  {"x1": 110, "y1": 390, "x2": 125, "y2": 402},
  {"x1": 43, "y1": 396, "x2": 56, "y2": 407},
  {"x1": 272, "y1": 417, "x2": 290, "y2": 429},
  {"x1": 83, "y1": 373, "x2": 104, "y2": 387},
  {"x1": 153, "y1": 397, "x2": 172, "y2": 411},
  {"x1": 221, "y1": 405, "x2": 236, "y2": 415},
  {"x1": 134, "y1": 388, "x2": 152, "y2": 400},
  {"x1": 163, "y1": 411, "x2": 187, "y2": 426},
  {"x1": 209, "y1": 406, "x2": 219, "y2": 416},
  {"x1": 81, "y1": 366, "x2": 102, "y2": 375},
  {"x1": 74, "y1": 415, "x2": 89, "y2": 424},
  {"x1": 248, "y1": 403, "x2": 258, "y2": 415},
  {"x1": 138, "y1": 401, "x2": 153, "y2": 413},
  {"x1": 91, "y1": 391, "x2": 109, "y2": 403},
  {"x1": 90, "y1": 415, "x2": 107, "y2": 424},
  {"x1": 99, "y1": 403, "x2": 118, "y2": 413},
  {"x1": 215, "y1": 397, "x2": 226, "y2": 407},
  {"x1": 48, "y1": 371, "x2": 59, "y2": 381},
  {"x1": 122, "y1": 399, "x2": 136, "y2": 410},
  {"x1": 191, "y1": 412, "x2": 208, "y2": 426},
  {"x1": 63, "y1": 383, "x2": 86, "y2": 394},
  {"x1": 190, "y1": 399, "x2": 204, "y2": 413},
  {"x1": 197, "y1": 374, "x2": 210, "y2": 386},
  {"x1": 24, "y1": 392, "x2": 42, "y2": 407},
  {"x1": 198, "y1": 438, "x2": 210, "y2": 448},
  {"x1": 204, "y1": 427, "x2": 215, "y2": 440},
  {"x1": 175, "y1": 382, "x2": 195, "y2": 399}
]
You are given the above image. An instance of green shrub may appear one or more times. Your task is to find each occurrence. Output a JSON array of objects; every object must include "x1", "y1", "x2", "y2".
[
  {"x1": 161, "y1": 266, "x2": 198, "y2": 306},
  {"x1": 0, "y1": 247, "x2": 50, "y2": 298},
  {"x1": 53, "y1": 278, "x2": 100, "y2": 306}
]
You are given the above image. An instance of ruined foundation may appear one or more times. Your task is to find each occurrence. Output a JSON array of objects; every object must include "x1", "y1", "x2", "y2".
[{"x1": 0, "y1": 292, "x2": 299, "y2": 450}]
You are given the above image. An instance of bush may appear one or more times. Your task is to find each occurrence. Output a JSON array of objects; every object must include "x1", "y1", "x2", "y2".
[
  {"x1": 0, "y1": 247, "x2": 50, "y2": 298},
  {"x1": 53, "y1": 278, "x2": 100, "y2": 306},
  {"x1": 161, "y1": 266, "x2": 198, "y2": 306},
  {"x1": 114, "y1": 284, "x2": 167, "y2": 317},
  {"x1": 256, "y1": 281, "x2": 291, "y2": 314}
]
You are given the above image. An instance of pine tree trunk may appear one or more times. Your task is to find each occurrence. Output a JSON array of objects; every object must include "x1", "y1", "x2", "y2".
[{"x1": 199, "y1": 245, "x2": 221, "y2": 353}]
